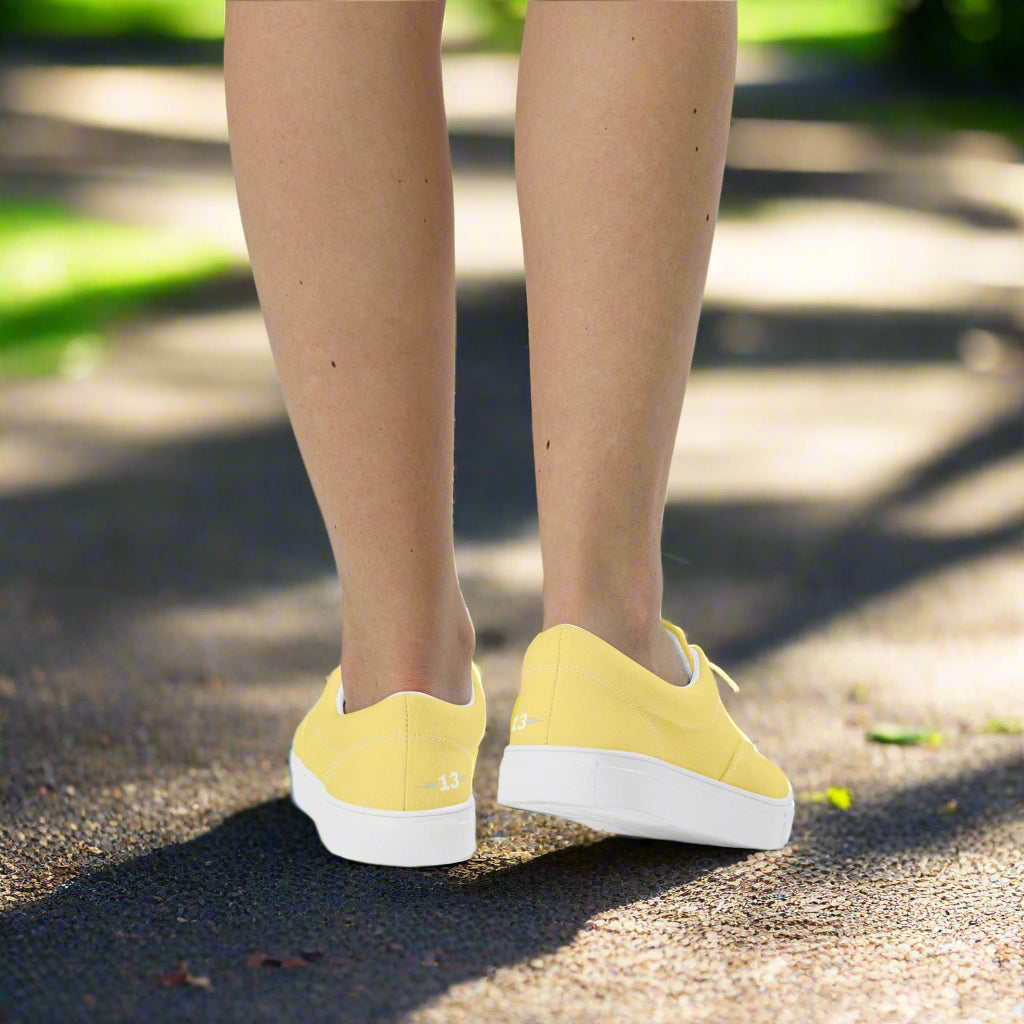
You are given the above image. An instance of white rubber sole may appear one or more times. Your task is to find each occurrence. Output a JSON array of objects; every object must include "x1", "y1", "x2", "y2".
[
  {"x1": 497, "y1": 744, "x2": 794, "y2": 851},
  {"x1": 289, "y1": 751, "x2": 476, "y2": 867}
]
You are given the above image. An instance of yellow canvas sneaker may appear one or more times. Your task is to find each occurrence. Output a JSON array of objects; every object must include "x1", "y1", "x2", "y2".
[
  {"x1": 290, "y1": 661, "x2": 486, "y2": 866},
  {"x1": 497, "y1": 618, "x2": 794, "y2": 850}
]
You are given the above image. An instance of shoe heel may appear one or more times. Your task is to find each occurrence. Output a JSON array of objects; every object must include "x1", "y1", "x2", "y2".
[
  {"x1": 290, "y1": 752, "x2": 476, "y2": 867},
  {"x1": 497, "y1": 744, "x2": 793, "y2": 851}
]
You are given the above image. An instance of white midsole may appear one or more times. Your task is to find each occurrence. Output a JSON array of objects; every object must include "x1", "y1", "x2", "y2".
[
  {"x1": 497, "y1": 744, "x2": 794, "y2": 851},
  {"x1": 289, "y1": 750, "x2": 476, "y2": 867}
]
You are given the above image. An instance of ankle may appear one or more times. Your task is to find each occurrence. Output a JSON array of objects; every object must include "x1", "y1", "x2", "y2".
[
  {"x1": 340, "y1": 604, "x2": 476, "y2": 713},
  {"x1": 340, "y1": 644, "x2": 475, "y2": 713},
  {"x1": 543, "y1": 579, "x2": 663, "y2": 644}
]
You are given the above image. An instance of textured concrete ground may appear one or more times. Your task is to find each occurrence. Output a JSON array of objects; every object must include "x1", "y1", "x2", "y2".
[{"x1": 1, "y1": 42, "x2": 1023, "y2": 1024}]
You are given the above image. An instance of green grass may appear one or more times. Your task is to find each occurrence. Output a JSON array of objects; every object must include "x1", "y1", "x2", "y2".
[
  {"x1": 738, "y1": 0, "x2": 898, "y2": 57},
  {"x1": 444, "y1": 0, "x2": 898, "y2": 56},
  {"x1": 0, "y1": 199, "x2": 239, "y2": 376},
  {"x1": 0, "y1": 0, "x2": 224, "y2": 38},
  {"x1": 739, "y1": 0, "x2": 895, "y2": 40}
]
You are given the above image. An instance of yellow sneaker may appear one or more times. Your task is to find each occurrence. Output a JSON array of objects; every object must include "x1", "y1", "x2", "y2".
[
  {"x1": 290, "y1": 661, "x2": 486, "y2": 866},
  {"x1": 497, "y1": 618, "x2": 794, "y2": 850}
]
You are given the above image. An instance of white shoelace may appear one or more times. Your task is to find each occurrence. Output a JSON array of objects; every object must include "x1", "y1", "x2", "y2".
[{"x1": 667, "y1": 625, "x2": 741, "y2": 694}]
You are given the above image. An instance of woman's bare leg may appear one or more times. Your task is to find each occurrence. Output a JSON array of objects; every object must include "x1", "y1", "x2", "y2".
[
  {"x1": 224, "y1": 0, "x2": 473, "y2": 713},
  {"x1": 517, "y1": 0, "x2": 737, "y2": 684}
]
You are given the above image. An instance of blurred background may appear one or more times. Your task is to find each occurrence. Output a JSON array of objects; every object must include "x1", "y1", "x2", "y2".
[{"x1": 1, "y1": 2, "x2": 1022, "y2": 1021}]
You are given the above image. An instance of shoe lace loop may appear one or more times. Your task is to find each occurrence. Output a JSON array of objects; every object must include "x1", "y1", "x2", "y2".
[{"x1": 706, "y1": 656, "x2": 740, "y2": 694}]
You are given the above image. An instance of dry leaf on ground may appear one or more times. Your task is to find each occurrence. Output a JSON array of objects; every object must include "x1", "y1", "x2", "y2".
[{"x1": 157, "y1": 961, "x2": 210, "y2": 989}]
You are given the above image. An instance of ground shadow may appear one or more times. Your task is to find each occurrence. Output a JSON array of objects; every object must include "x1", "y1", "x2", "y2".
[
  {"x1": 3, "y1": 278, "x2": 1020, "y2": 679},
  {"x1": 0, "y1": 803, "x2": 742, "y2": 1024},
  {"x1": 0, "y1": 749, "x2": 1018, "y2": 1024},
  {"x1": 673, "y1": 393, "x2": 1024, "y2": 666}
]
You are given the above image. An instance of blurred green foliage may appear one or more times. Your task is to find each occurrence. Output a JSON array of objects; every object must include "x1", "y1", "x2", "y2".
[
  {"x1": 846, "y1": 93, "x2": 1024, "y2": 145},
  {"x1": 455, "y1": 0, "x2": 1022, "y2": 92},
  {"x1": 895, "y1": 0, "x2": 1023, "y2": 91},
  {"x1": 0, "y1": 200, "x2": 238, "y2": 376},
  {"x1": 1, "y1": 0, "x2": 1019, "y2": 93}
]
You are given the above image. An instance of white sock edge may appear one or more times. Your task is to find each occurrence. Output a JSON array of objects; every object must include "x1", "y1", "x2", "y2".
[{"x1": 664, "y1": 624, "x2": 695, "y2": 684}]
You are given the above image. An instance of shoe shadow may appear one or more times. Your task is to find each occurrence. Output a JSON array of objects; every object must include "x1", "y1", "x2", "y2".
[{"x1": 0, "y1": 797, "x2": 744, "y2": 1023}]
